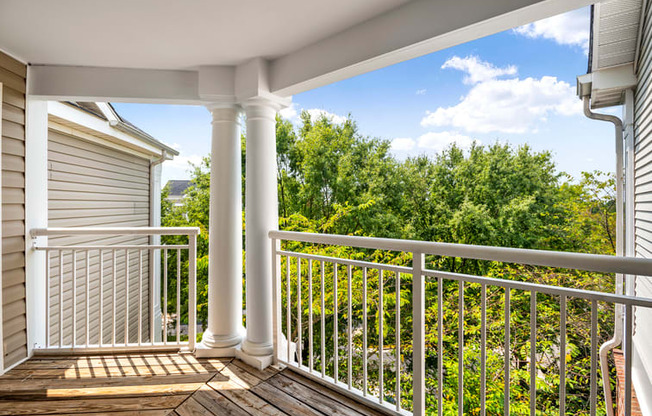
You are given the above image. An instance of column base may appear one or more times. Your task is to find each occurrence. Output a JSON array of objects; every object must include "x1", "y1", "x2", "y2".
[
  {"x1": 235, "y1": 346, "x2": 274, "y2": 370},
  {"x1": 194, "y1": 328, "x2": 243, "y2": 358},
  {"x1": 195, "y1": 343, "x2": 239, "y2": 358}
]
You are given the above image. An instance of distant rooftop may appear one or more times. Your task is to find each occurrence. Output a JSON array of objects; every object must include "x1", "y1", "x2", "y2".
[{"x1": 166, "y1": 180, "x2": 192, "y2": 197}]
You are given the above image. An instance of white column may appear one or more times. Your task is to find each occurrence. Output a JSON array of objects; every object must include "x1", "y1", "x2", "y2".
[
  {"x1": 195, "y1": 104, "x2": 244, "y2": 357},
  {"x1": 25, "y1": 98, "x2": 49, "y2": 353},
  {"x1": 238, "y1": 97, "x2": 281, "y2": 367}
]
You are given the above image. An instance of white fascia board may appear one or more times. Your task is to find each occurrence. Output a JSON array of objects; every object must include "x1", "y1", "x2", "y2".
[
  {"x1": 29, "y1": 65, "x2": 202, "y2": 104},
  {"x1": 48, "y1": 101, "x2": 166, "y2": 158},
  {"x1": 269, "y1": 0, "x2": 594, "y2": 96},
  {"x1": 591, "y1": 64, "x2": 637, "y2": 93}
]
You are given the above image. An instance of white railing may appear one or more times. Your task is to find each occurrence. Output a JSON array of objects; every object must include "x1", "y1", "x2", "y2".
[
  {"x1": 31, "y1": 227, "x2": 199, "y2": 353},
  {"x1": 270, "y1": 230, "x2": 652, "y2": 416}
]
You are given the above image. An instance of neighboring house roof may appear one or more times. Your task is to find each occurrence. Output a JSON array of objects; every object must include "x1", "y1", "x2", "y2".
[
  {"x1": 63, "y1": 101, "x2": 180, "y2": 157},
  {"x1": 166, "y1": 180, "x2": 192, "y2": 198}
]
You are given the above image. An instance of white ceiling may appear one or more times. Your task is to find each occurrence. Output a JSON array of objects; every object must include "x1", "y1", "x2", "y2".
[{"x1": 0, "y1": 0, "x2": 409, "y2": 69}]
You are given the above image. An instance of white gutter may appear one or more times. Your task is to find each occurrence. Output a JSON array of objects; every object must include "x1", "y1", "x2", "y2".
[{"x1": 583, "y1": 96, "x2": 625, "y2": 416}]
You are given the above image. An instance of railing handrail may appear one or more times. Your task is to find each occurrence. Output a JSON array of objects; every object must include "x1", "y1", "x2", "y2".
[
  {"x1": 276, "y1": 248, "x2": 652, "y2": 308},
  {"x1": 270, "y1": 230, "x2": 652, "y2": 277},
  {"x1": 32, "y1": 226, "x2": 201, "y2": 237}
]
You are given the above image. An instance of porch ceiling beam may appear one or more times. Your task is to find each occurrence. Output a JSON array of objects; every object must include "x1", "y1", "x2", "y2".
[
  {"x1": 28, "y1": 65, "x2": 203, "y2": 104},
  {"x1": 269, "y1": 0, "x2": 597, "y2": 96}
]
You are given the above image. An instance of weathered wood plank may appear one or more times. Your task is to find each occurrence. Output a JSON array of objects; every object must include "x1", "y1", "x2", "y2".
[
  {"x1": 2, "y1": 363, "x2": 223, "y2": 379},
  {"x1": 267, "y1": 374, "x2": 366, "y2": 416},
  {"x1": 209, "y1": 364, "x2": 264, "y2": 390},
  {"x1": 280, "y1": 370, "x2": 386, "y2": 416},
  {"x1": 0, "y1": 373, "x2": 214, "y2": 392},
  {"x1": 250, "y1": 381, "x2": 325, "y2": 416},
  {"x1": 0, "y1": 394, "x2": 187, "y2": 415},
  {"x1": 15, "y1": 355, "x2": 230, "y2": 370},
  {"x1": 0, "y1": 381, "x2": 204, "y2": 400},
  {"x1": 207, "y1": 372, "x2": 286, "y2": 416},
  {"x1": 175, "y1": 397, "x2": 214, "y2": 416},
  {"x1": 230, "y1": 359, "x2": 280, "y2": 381},
  {"x1": 191, "y1": 385, "x2": 252, "y2": 416}
]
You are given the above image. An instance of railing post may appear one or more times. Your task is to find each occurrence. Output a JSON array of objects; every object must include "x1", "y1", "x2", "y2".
[
  {"x1": 188, "y1": 233, "x2": 197, "y2": 351},
  {"x1": 412, "y1": 251, "x2": 426, "y2": 416},
  {"x1": 271, "y1": 236, "x2": 281, "y2": 365}
]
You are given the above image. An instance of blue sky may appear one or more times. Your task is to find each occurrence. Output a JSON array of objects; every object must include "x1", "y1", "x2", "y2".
[{"x1": 114, "y1": 6, "x2": 618, "y2": 185}]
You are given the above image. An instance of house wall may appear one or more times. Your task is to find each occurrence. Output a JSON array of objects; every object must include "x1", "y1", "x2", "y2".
[
  {"x1": 47, "y1": 129, "x2": 151, "y2": 345},
  {"x1": 0, "y1": 51, "x2": 27, "y2": 369},
  {"x1": 633, "y1": 0, "x2": 652, "y2": 412}
]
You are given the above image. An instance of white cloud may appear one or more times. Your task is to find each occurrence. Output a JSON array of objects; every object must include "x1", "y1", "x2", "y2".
[
  {"x1": 304, "y1": 108, "x2": 348, "y2": 124},
  {"x1": 391, "y1": 137, "x2": 416, "y2": 151},
  {"x1": 417, "y1": 131, "x2": 476, "y2": 152},
  {"x1": 442, "y1": 55, "x2": 517, "y2": 85},
  {"x1": 421, "y1": 75, "x2": 581, "y2": 134},
  {"x1": 278, "y1": 104, "x2": 348, "y2": 125},
  {"x1": 513, "y1": 8, "x2": 590, "y2": 53},
  {"x1": 416, "y1": 89, "x2": 427, "y2": 95},
  {"x1": 164, "y1": 154, "x2": 204, "y2": 172},
  {"x1": 279, "y1": 103, "x2": 299, "y2": 121}
]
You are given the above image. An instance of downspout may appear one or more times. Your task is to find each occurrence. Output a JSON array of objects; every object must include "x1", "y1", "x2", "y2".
[{"x1": 583, "y1": 96, "x2": 625, "y2": 416}]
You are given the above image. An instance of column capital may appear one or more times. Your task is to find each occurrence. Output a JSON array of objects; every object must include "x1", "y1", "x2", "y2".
[
  {"x1": 205, "y1": 103, "x2": 242, "y2": 125},
  {"x1": 242, "y1": 93, "x2": 292, "y2": 121}
]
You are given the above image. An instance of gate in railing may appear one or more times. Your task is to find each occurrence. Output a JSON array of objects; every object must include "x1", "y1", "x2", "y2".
[
  {"x1": 31, "y1": 227, "x2": 199, "y2": 352},
  {"x1": 270, "y1": 230, "x2": 652, "y2": 416}
]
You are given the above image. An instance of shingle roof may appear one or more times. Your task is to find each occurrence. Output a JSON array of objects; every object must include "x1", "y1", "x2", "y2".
[{"x1": 166, "y1": 180, "x2": 192, "y2": 197}]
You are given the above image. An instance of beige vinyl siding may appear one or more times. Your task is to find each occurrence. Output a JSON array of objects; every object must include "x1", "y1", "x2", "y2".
[
  {"x1": 0, "y1": 51, "x2": 27, "y2": 368},
  {"x1": 47, "y1": 129, "x2": 151, "y2": 345},
  {"x1": 633, "y1": 0, "x2": 652, "y2": 393}
]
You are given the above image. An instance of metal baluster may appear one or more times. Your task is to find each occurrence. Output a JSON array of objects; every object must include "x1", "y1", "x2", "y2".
[
  {"x1": 138, "y1": 249, "x2": 143, "y2": 345},
  {"x1": 85, "y1": 250, "x2": 89, "y2": 346},
  {"x1": 334, "y1": 263, "x2": 339, "y2": 382},
  {"x1": 504, "y1": 288, "x2": 510, "y2": 416},
  {"x1": 188, "y1": 234, "x2": 197, "y2": 351},
  {"x1": 112, "y1": 249, "x2": 116, "y2": 346},
  {"x1": 163, "y1": 249, "x2": 168, "y2": 344},
  {"x1": 297, "y1": 258, "x2": 302, "y2": 367},
  {"x1": 321, "y1": 261, "x2": 325, "y2": 377},
  {"x1": 309, "y1": 260, "x2": 314, "y2": 371},
  {"x1": 530, "y1": 291, "x2": 536, "y2": 416},
  {"x1": 176, "y1": 249, "x2": 180, "y2": 344},
  {"x1": 99, "y1": 251, "x2": 103, "y2": 346},
  {"x1": 438, "y1": 276, "x2": 443, "y2": 416},
  {"x1": 59, "y1": 250, "x2": 63, "y2": 347},
  {"x1": 287, "y1": 255, "x2": 291, "y2": 363},
  {"x1": 624, "y1": 303, "x2": 633, "y2": 416},
  {"x1": 72, "y1": 250, "x2": 77, "y2": 346},
  {"x1": 348, "y1": 264, "x2": 353, "y2": 390},
  {"x1": 458, "y1": 280, "x2": 463, "y2": 416},
  {"x1": 124, "y1": 250, "x2": 130, "y2": 345},
  {"x1": 481, "y1": 284, "x2": 486, "y2": 416},
  {"x1": 363, "y1": 266, "x2": 368, "y2": 396},
  {"x1": 413, "y1": 252, "x2": 425, "y2": 416},
  {"x1": 379, "y1": 269, "x2": 384, "y2": 404},
  {"x1": 150, "y1": 247, "x2": 155, "y2": 345},
  {"x1": 560, "y1": 295, "x2": 566, "y2": 416},
  {"x1": 45, "y1": 250, "x2": 50, "y2": 348},
  {"x1": 590, "y1": 300, "x2": 597, "y2": 416},
  {"x1": 395, "y1": 271, "x2": 401, "y2": 411}
]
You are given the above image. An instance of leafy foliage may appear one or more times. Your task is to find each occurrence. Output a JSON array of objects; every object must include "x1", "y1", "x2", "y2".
[{"x1": 162, "y1": 111, "x2": 617, "y2": 415}]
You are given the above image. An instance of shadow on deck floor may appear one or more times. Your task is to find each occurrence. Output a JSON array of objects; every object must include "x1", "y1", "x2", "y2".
[{"x1": 0, "y1": 352, "x2": 386, "y2": 416}]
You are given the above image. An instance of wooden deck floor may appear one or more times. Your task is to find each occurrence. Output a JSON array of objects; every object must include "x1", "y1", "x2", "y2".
[{"x1": 0, "y1": 352, "x2": 385, "y2": 416}]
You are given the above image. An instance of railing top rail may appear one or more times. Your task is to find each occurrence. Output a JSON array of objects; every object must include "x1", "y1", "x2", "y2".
[
  {"x1": 31, "y1": 227, "x2": 200, "y2": 237},
  {"x1": 269, "y1": 230, "x2": 652, "y2": 277}
]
